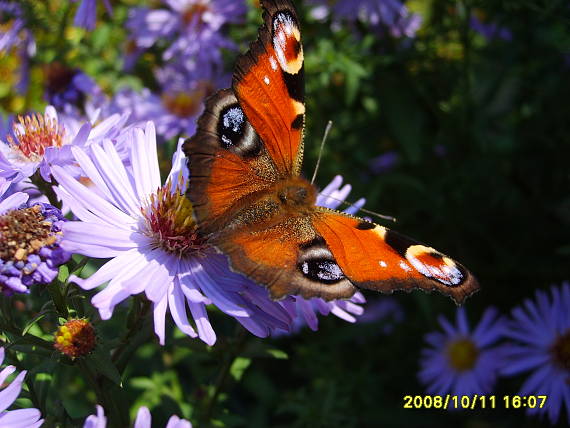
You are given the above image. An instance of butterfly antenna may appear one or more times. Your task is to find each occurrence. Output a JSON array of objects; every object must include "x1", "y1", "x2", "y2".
[
  {"x1": 318, "y1": 193, "x2": 397, "y2": 223},
  {"x1": 310, "y1": 120, "x2": 333, "y2": 185}
]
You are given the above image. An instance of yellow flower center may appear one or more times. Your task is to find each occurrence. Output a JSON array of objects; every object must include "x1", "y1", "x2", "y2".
[
  {"x1": 7, "y1": 113, "x2": 65, "y2": 162},
  {"x1": 446, "y1": 338, "x2": 479, "y2": 372},
  {"x1": 141, "y1": 178, "x2": 207, "y2": 257}
]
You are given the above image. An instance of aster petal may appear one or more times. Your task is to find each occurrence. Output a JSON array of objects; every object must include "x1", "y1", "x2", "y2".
[
  {"x1": 153, "y1": 294, "x2": 169, "y2": 345},
  {"x1": 72, "y1": 248, "x2": 145, "y2": 290},
  {"x1": 52, "y1": 165, "x2": 136, "y2": 229},
  {"x1": 0, "y1": 191, "x2": 28, "y2": 214},
  {"x1": 92, "y1": 282, "x2": 132, "y2": 320},
  {"x1": 0, "y1": 371, "x2": 25, "y2": 412},
  {"x1": 189, "y1": 259, "x2": 249, "y2": 317},
  {"x1": 343, "y1": 197, "x2": 366, "y2": 215},
  {"x1": 131, "y1": 123, "x2": 161, "y2": 200},
  {"x1": 0, "y1": 408, "x2": 43, "y2": 428},
  {"x1": 168, "y1": 279, "x2": 198, "y2": 338},
  {"x1": 63, "y1": 221, "x2": 138, "y2": 249},
  {"x1": 501, "y1": 347, "x2": 549, "y2": 375},
  {"x1": 134, "y1": 406, "x2": 151, "y2": 428},
  {"x1": 70, "y1": 146, "x2": 114, "y2": 201},
  {"x1": 88, "y1": 141, "x2": 140, "y2": 216},
  {"x1": 165, "y1": 415, "x2": 192, "y2": 428},
  {"x1": 298, "y1": 298, "x2": 319, "y2": 331},
  {"x1": 143, "y1": 251, "x2": 175, "y2": 303},
  {"x1": 0, "y1": 365, "x2": 16, "y2": 386},
  {"x1": 84, "y1": 405, "x2": 107, "y2": 428},
  {"x1": 188, "y1": 300, "x2": 216, "y2": 346},
  {"x1": 456, "y1": 307, "x2": 470, "y2": 335},
  {"x1": 330, "y1": 304, "x2": 357, "y2": 323}
]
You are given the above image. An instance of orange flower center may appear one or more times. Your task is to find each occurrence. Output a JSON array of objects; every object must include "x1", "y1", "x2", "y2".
[
  {"x1": 54, "y1": 319, "x2": 97, "y2": 359},
  {"x1": 7, "y1": 113, "x2": 65, "y2": 162}
]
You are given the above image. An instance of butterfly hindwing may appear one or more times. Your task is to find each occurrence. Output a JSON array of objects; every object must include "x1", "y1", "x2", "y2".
[
  {"x1": 312, "y1": 209, "x2": 479, "y2": 304},
  {"x1": 233, "y1": 0, "x2": 305, "y2": 176}
]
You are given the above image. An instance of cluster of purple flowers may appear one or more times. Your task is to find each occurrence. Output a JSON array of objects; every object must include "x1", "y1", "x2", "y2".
[{"x1": 418, "y1": 283, "x2": 570, "y2": 424}]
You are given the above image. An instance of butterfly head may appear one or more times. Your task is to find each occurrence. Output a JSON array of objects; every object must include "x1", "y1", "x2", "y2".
[{"x1": 275, "y1": 176, "x2": 316, "y2": 211}]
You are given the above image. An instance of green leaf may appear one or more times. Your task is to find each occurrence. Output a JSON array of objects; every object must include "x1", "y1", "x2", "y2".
[
  {"x1": 57, "y1": 264, "x2": 69, "y2": 283},
  {"x1": 266, "y1": 349, "x2": 288, "y2": 360},
  {"x1": 87, "y1": 348, "x2": 122, "y2": 386},
  {"x1": 229, "y1": 357, "x2": 251, "y2": 381}
]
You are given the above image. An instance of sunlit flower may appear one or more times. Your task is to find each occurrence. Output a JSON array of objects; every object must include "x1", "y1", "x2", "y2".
[
  {"x1": 502, "y1": 283, "x2": 570, "y2": 425},
  {"x1": 54, "y1": 319, "x2": 97, "y2": 359},
  {"x1": 0, "y1": 347, "x2": 44, "y2": 427},
  {"x1": 54, "y1": 123, "x2": 293, "y2": 346},
  {"x1": 84, "y1": 405, "x2": 191, "y2": 428},
  {"x1": 72, "y1": 0, "x2": 113, "y2": 31},
  {"x1": 418, "y1": 307, "x2": 506, "y2": 403},
  {"x1": 126, "y1": 0, "x2": 246, "y2": 70},
  {"x1": 0, "y1": 105, "x2": 129, "y2": 182}
]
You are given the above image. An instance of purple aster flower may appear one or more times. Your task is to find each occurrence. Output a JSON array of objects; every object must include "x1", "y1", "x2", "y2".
[
  {"x1": 109, "y1": 64, "x2": 226, "y2": 141},
  {"x1": 501, "y1": 283, "x2": 570, "y2": 425},
  {"x1": 0, "y1": 105, "x2": 129, "y2": 182},
  {"x1": 369, "y1": 150, "x2": 399, "y2": 174},
  {"x1": 0, "y1": 197, "x2": 71, "y2": 295},
  {"x1": 0, "y1": 2, "x2": 36, "y2": 93},
  {"x1": 358, "y1": 297, "x2": 404, "y2": 334},
  {"x1": 72, "y1": 0, "x2": 113, "y2": 31},
  {"x1": 84, "y1": 405, "x2": 191, "y2": 428},
  {"x1": 127, "y1": 0, "x2": 246, "y2": 69},
  {"x1": 309, "y1": 0, "x2": 422, "y2": 38},
  {"x1": 418, "y1": 307, "x2": 507, "y2": 402},
  {"x1": 470, "y1": 13, "x2": 512, "y2": 41},
  {"x1": 0, "y1": 347, "x2": 44, "y2": 427},
  {"x1": 53, "y1": 123, "x2": 293, "y2": 346}
]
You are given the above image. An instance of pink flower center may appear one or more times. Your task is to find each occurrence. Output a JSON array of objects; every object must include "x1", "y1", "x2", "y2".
[
  {"x1": 141, "y1": 179, "x2": 207, "y2": 257},
  {"x1": 7, "y1": 113, "x2": 65, "y2": 162},
  {"x1": 446, "y1": 338, "x2": 479, "y2": 372}
]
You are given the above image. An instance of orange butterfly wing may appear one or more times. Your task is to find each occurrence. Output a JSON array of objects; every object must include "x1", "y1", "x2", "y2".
[
  {"x1": 233, "y1": 0, "x2": 305, "y2": 175},
  {"x1": 312, "y1": 210, "x2": 479, "y2": 304}
]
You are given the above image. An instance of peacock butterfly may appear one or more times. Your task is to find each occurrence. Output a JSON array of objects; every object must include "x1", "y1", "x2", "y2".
[{"x1": 183, "y1": 0, "x2": 479, "y2": 304}]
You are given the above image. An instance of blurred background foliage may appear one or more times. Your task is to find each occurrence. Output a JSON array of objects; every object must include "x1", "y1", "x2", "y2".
[{"x1": 1, "y1": 0, "x2": 569, "y2": 427}]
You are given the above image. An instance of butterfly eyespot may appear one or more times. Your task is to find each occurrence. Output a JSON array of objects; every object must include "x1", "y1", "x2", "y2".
[
  {"x1": 217, "y1": 103, "x2": 261, "y2": 157},
  {"x1": 300, "y1": 259, "x2": 345, "y2": 283}
]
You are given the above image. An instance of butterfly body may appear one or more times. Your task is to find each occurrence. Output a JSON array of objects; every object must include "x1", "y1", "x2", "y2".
[{"x1": 184, "y1": 0, "x2": 479, "y2": 304}]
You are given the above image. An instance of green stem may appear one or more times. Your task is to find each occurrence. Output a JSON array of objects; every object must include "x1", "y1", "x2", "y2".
[
  {"x1": 201, "y1": 328, "x2": 248, "y2": 425},
  {"x1": 112, "y1": 298, "x2": 152, "y2": 374}
]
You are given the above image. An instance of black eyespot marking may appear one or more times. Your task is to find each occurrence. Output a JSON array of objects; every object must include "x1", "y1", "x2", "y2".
[
  {"x1": 356, "y1": 221, "x2": 375, "y2": 230},
  {"x1": 282, "y1": 67, "x2": 304, "y2": 102},
  {"x1": 300, "y1": 259, "x2": 344, "y2": 284},
  {"x1": 218, "y1": 104, "x2": 245, "y2": 149},
  {"x1": 297, "y1": 238, "x2": 345, "y2": 284},
  {"x1": 291, "y1": 114, "x2": 304, "y2": 130},
  {"x1": 216, "y1": 103, "x2": 261, "y2": 157},
  {"x1": 384, "y1": 230, "x2": 418, "y2": 258}
]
